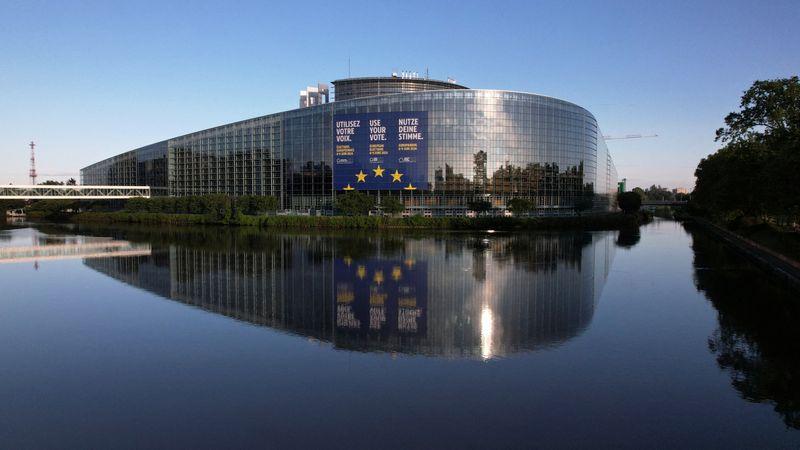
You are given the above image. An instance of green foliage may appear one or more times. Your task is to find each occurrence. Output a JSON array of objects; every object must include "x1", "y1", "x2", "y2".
[
  {"x1": 695, "y1": 76, "x2": 800, "y2": 226},
  {"x1": 379, "y1": 197, "x2": 405, "y2": 215},
  {"x1": 631, "y1": 187, "x2": 646, "y2": 201},
  {"x1": 235, "y1": 195, "x2": 279, "y2": 215},
  {"x1": 467, "y1": 200, "x2": 492, "y2": 214},
  {"x1": 617, "y1": 191, "x2": 642, "y2": 214},
  {"x1": 335, "y1": 191, "x2": 375, "y2": 216},
  {"x1": 123, "y1": 194, "x2": 278, "y2": 222},
  {"x1": 39, "y1": 180, "x2": 64, "y2": 185},
  {"x1": 74, "y1": 211, "x2": 651, "y2": 231},
  {"x1": 716, "y1": 76, "x2": 800, "y2": 143},
  {"x1": 66, "y1": 178, "x2": 77, "y2": 186},
  {"x1": 507, "y1": 198, "x2": 533, "y2": 215},
  {"x1": 0, "y1": 199, "x2": 26, "y2": 211}
]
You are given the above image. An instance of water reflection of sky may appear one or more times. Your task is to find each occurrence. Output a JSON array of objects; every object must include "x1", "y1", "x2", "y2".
[{"x1": 2, "y1": 221, "x2": 798, "y2": 448}]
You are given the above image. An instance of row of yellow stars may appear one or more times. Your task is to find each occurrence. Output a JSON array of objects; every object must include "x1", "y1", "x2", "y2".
[
  {"x1": 357, "y1": 165, "x2": 401, "y2": 181},
  {"x1": 343, "y1": 165, "x2": 417, "y2": 191}
]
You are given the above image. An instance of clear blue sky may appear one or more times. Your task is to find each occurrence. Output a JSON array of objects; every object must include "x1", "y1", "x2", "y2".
[{"x1": 1, "y1": 0, "x2": 798, "y2": 189}]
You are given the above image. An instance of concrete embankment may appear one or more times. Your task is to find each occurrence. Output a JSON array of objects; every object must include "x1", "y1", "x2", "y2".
[{"x1": 691, "y1": 218, "x2": 800, "y2": 288}]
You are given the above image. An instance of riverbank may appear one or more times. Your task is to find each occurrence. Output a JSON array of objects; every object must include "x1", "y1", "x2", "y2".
[
  {"x1": 71, "y1": 211, "x2": 652, "y2": 231},
  {"x1": 687, "y1": 217, "x2": 800, "y2": 288}
]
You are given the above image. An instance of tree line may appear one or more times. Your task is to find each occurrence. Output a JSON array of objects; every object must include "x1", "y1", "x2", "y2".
[
  {"x1": 692, "y1": 76, "x2": 799, "y2": 226},
  {"x1": 125, "y1": 194, "x2": 279, "y2": 222}
]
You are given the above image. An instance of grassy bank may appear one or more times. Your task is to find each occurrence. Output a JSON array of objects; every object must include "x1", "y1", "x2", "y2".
[{"x1": 73, "y1": 211, "x2": 651, "y2": 230}]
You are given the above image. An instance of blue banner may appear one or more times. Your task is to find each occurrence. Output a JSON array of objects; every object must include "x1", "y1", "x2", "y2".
[
  {"x1": 335, "y1": 258, "x2": 427, "y2": 337},
  {"x1": 333, "y1": 112, "x2": 428, "y2": 191}
]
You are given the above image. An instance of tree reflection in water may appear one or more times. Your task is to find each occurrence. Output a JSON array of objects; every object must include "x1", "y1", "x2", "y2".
[
  {"x1": 688, "y1": 223, "x2": 800, "y2": 429},
  {"x1": 615, "y1": 227, "x2": 641, "y2": 249}
]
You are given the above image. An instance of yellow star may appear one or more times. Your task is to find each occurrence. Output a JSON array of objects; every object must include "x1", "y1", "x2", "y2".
[
  {"x1": 355, "y1": 171, "x2": 367, "y2": 183},
  {"x1": 403, "y1": 183, "x2": 417, "y2": 190},
  {"x1": 404, "y1": 258, "x2": 416, "y2": 269},
  {"x1": 343, "y1": 184, "x2": 355, "y2": 191},
  {"x1": 391, "y1": 170, "x2": 403, "y2": 182},
  {"x1": 373, "y1": 270, "x2": 384, "y2": 285},
  {"x1": 391, "y1": 266, "x2": 402, "y2": 281},
  {"x1": 372, "y1": 165, "x2": 385, "y2": 177},
  {"x1": 357, "y1": 265, "x2": 367, "y2": 280}
]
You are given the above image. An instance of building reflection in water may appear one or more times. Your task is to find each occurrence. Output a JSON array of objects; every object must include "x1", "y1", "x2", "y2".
[
  {"x1": 0, "y1": 228, "x2": 151, "y2": 265},
  {"x1": 83, "y1": 230, "x2": 616, "y2": 359}
]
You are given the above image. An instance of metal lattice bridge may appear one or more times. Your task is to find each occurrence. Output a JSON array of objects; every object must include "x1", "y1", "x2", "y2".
[{"x1": 0, "y1": 185, "x2": 150, "y2": 199}]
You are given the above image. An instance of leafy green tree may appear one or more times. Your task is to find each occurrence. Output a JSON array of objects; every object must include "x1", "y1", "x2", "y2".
[
  {"x1": 246, "y1": 195, "x2": 279, "y2": 214},
  {"x1": 380, "y1": 197, "x2": 405, "y2": 216},
  {"x1": 467, "y1": 200, "x2": 492, "y2": 215},
  {"x1": 617, "y1": 191, "x2": 642, "y2": 214},
  {"x1": 631, "y1": 187, "x2": 646, "y2": 201},
  {"x1": 66, "y1": 178, "x2": 77, "y2": 186},
  {"x1": 507, "y1": 198, "x2": 532, "y2": 216},
  {"x1": 336, "y1": 191, "x2": 375, "y2": 216},
  {"x1": 235, "y1": 195, "x2": 253, "y2": 215},
  {"x1": 202, "y1": 194, "x2": 233, "y2": 221},
  {"x1": 126, "y1": 197, "x2": 149, "y2": 212},
  {"x1": 39, "y1": 180, "x2": 63, "y2": 185},
  {"x1": 694, "y1": 76, "x2": 800, "y2": 225},
  {"x1": 715, "y1": 76, "x2": 800, "y2": 143}
]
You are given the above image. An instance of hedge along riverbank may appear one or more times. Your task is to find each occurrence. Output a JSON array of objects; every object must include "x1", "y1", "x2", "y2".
[{"x1": 73, "y1": 211, "x2": 652, "y2": 230}]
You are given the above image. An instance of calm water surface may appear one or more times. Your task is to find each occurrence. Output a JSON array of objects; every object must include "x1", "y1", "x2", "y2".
[{"x1": 0, "y1": 219, "x2": 798, "y2": 448}]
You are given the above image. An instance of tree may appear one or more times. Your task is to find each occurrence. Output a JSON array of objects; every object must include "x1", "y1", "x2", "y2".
[
  {"x1": 632, "y1": 187, "x2": 646, "y2": 201},
  {"x1": 617, "y1": 191, "x2": 642, "y2": 214},
  {"x1": 39, "y1": 180, "x2": 63, "y2": 185},
  {"x1": 694, "y1": 77, "x2": 800, "y2": 224},
  {"x1": 380, "y1": 197, "x2": 405, "y2": 216},
  {"x1": 126, "y1": 197, "x2": 149, "y2": 212},
  {"x1": 250, "y1": 195, "x2": 279, "y2": 214},
  {"x1": 644, "y1": 185, "x2": 675, "y2": 201},
  {"x1": 507, "y1": 198, "x2": 532, "y2": 216},
  {"x1": 202, "y1": 194, "x2": 233, "y2": 222},
  {"x1": 336, "y1": 191, "x2": 375, "y2": 216},
  {"x1": 66, "y1": 178, "x2": 77, "y2": 186},
  {"x1": 467, "y1": 200, "x2": 492, "y2": 216},
  {"x1": 715, "y1": 76, "x2": 800, "y2": 143}
]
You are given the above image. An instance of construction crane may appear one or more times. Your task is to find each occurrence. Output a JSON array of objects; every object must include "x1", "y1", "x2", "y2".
[{"x1": 602, "y1": 133, "x2": 659, "y2": 140}]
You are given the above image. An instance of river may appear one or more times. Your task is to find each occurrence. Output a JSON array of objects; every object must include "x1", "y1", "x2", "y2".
[{"x1": 0, "y1": 219, "x2": 798, "y2": 448}]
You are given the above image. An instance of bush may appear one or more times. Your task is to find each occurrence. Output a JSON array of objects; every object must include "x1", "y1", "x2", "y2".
[
  {"x1": 617, "y1": 191, "x2": 642, "y2": 214},
  {"x1": 507, "y1": 198, "x2": 533, "y2": 216},
  {"x1": 467, "y1": 200, "x2": 492, "y2": 215},
  {"x1": 380, "y1": 197, "x2": 405, "y2": 215},
  {"x1": 336, "y1": 191, "x2": 375, "y2": 216}
]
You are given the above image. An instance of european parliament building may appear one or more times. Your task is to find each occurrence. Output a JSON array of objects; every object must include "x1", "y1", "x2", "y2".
[{"x1": 81, "y1": 75, "x2": 618, "y2": 215}]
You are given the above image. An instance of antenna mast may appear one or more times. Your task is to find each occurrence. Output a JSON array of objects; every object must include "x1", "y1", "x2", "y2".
[{"x1": 29, "y1": 141, "x2": 37, "y2": 185}]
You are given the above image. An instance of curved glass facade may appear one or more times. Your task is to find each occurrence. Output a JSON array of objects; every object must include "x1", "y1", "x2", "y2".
[
  {"x1": 333, "y1": 76, "x2": 468, "y2": 101},
  {"x1": 81, "y1": 78, "x2": 618, "y2": 214}
]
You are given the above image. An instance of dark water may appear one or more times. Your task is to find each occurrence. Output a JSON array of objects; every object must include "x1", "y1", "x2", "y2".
[{"x1": 0, "y1": 219, "x2": 798, "y2": 448}]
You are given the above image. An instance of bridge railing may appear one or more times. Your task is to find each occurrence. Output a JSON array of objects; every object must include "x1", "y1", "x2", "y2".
[{"x1": 0, "y1": 185, "x2": 150, "y2": 199}]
